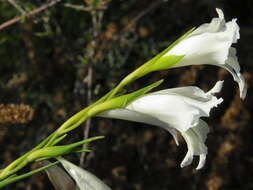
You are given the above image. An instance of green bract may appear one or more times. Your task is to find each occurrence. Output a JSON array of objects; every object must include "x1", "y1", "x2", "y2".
[{"x1": 106, "y1": 28, "x2": 194, "y2": 100}]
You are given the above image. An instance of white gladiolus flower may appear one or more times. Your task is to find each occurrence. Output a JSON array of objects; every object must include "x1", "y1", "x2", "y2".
[
  {"x1": 159, "y1": 9, "x2": 247, "y2": 99},
  {"x1": 58, "y1": 158, "x2": 111, "y2": 190},
  {"x1": 99, "y1": 81, "x2": 224, "y2": 169}
]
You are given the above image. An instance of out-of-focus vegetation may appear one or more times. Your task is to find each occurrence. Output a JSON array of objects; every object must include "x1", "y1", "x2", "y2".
[{"x1": 0, "y1": 0, "x2": 253, "y2": 189}]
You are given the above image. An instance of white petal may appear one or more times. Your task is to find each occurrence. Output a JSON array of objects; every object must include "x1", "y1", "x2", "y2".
[
  {"x1": 162, "y1": 9, "x2": 246, "y2": 99},
  {"x1": 218, "y1": 48, "x2": 247, "y2": 99},
  {"x1": 98, "y1": 83, "x2": 222, "y2": 169},
  {"x1": 126, "y1": 94, "x2": 201, "y2": 131},
  {"x1": 216, "y1": 8, "x2": 224, "y2": 20},
  {"x1": 100, "y1": 81, "x2": 222, "y2": 134},
  {"x1": 207, "y1": 80, "x2": 224, "y2": 95},
  {"x1": 153, "y1": 80, "x2": 223, "y2": 102},
  {"x1": 126, "y1": 82, "x2": 222, "y2": 132},
  {"x1": 191, "y1": 119, "x2": 210, "y2": 143},
  {"x1": 180, "y1": 149, "x2": 194, "y2": 168},
  {"x1": 59, "y1": 158, "x2": 111, "y2": 190},
  {"x1": 180, "y1": 120, "x2": 209, "y2": 169},
  {"x1": 196, "y1": 154, "x2": 206, "y2": 170},
  {"x1": 167, "y1": 27, "x2": 238, "y2": 67},
  {"x1": 151, "y1": 86, "x2": 208, "y2": 99},
  {"x1": 237, "y1": 73, "x2": 247, "y2": 99},
  {"x1": 166, "y1": 9, "x2": 240, "y2": 67},
  {"x1": 189, "y1": 8, "x2": 225, "y2": 36},
  {"x1": 99, "y1": 109, "x2": 179, "y2": 145}
]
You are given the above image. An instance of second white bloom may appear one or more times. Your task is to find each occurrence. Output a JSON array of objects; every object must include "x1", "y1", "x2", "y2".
[{"x1": 99, "y1": 81, "x2": 224, "y2": 169}]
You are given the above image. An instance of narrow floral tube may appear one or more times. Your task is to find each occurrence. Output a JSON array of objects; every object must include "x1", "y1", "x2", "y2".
[
  {"x1": 157, "y1": 9, "x2": 247, "y2": 99},
  {"x1": 98, "y1": 81, "x2": 224, "y2": 169}
]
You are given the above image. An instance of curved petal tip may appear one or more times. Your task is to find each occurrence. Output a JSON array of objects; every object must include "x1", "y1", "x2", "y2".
[
  {"x1": 180, "y1": 151, "x2": 193, "y2": 168},
  {"x1": 215, "y1": 8, "x2": 224, "y2": 19},
  {"x1": 237, "y1": 72, "x2": 247, "y2": 100},
  {"x1": 207, "y1": 80, "x2": 224, "y2": 95},
  {"x1": 196, "y1": 154, "x2": 206, "y2": 170}
]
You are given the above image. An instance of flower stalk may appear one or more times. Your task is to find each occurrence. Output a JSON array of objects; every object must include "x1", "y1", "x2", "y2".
[
  {"x1": 0, "y1": 79, "x2": 163, "y2": 183},
  {"x1": 0, "y1": 161, "x2": 60, "y2": 188}
]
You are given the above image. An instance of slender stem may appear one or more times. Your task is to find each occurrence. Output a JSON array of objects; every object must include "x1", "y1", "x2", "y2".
[
  {"x1": 0, "y1": 133, "x2": 54, "y2": 180},
  {"x1": 80, "y1": 65, "x2": 93, "y2": 166},
  {"x1": 106, "y1": 64, "x2": 148, "y2": 100},
  {"x1": 0, "y1": 103, "x2": 89, "y2": 180},
  {"x1": 0, "y1": 19, "x2": 166, "y2": 182},
  {"x1": 123, "y1": 0, "x2": 163, "y2": 32},
  {"x1": 7, "y1": 0, "x2": 27, "y2": 15},
  {"x1": 80, "y1": 7, "x2": 101, "y2": 167},
  {"x1": 0, "y1": 0, "x2": 61, "y2": 31},
  {"x1": 0, "y1": 50, "x2": 150, "y2": 181},
  {"x1": 0, "y1": 161, "x2": 59, "y2": 188}
]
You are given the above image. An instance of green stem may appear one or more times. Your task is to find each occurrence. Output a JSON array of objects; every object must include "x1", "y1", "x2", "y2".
[
  {"x1": 106, "y1": 66, "x2": 147, "y2": 100},
  {"x1": 44, "y1": 108, "x2": 90, "y2": 147},
  {"x1": 0, "y1": 161, "x2": 60, "y2": 188},
  {"x1": 0, "y1": 133, "x2": 55, "y2": 181},
  {"x1": 106, "y1": 28, "x2": 196, "y2": 100},
  {"x1": 0, "y1": 31, "x2": 176, "y2": 182},
  {"x1": 0, "y1": 95, "x2": 104, "y2": 181}
]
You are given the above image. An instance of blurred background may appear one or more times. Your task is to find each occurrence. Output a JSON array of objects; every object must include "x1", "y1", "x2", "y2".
[{"x1": 0, "y1": 0, "x2": 252, "y2": 189}]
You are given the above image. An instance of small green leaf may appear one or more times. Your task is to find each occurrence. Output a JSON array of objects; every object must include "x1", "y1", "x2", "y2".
[
  {"x1": 51, "y1": 134, "x2": 68, "y2": 146},
  {"x1": 27, "y1": 136, "x2": 105, "y2": 162},
  {"x1": 152, "y1": 55, "x2": 185, "y2": 70},
  {"x1": 119, "y1": 79, "x2": 164, "y2": 107},
  {"x1": 87, "y1": 80, "x2": 163, "y2": 117}
]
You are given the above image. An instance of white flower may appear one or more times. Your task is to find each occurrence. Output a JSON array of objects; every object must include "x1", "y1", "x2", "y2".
[
  {"x1": 99, "y1": 81, "x2": 224, "y2": 169},
  {"x1": 58, "y1": 158, "x2": 111, "y2": 190},
  {"x1": 159, "y1": 9, "x2": 247, "y2": 99}
]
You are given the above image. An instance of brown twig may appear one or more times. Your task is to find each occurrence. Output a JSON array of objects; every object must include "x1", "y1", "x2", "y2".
[
  {"x1": 0, "y1": 0, "x2": 61, "y2": 31},
  {"x1": 79, "y1": 9, "x2": 104, "y2": 167},
  {"x1": 6, "y1": 0, "x2": 27, "y2": 14},
  {"x1": 123, "y1": 0, "x2": 164, "y2": 32},
  {"x1": 83, "y1": 65, "x2": 93, "y2": 139},
  {"x1": 79, "y1": 66, "x2": 93, "y2": 167},
  {"x1": 64, "y1": 3, "x2": 107, "y2": 11}
]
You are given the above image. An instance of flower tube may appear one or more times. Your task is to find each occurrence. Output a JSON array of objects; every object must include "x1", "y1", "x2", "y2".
[{"x1": 99, "y1": 81, "x2": 224, "y2": 169}]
